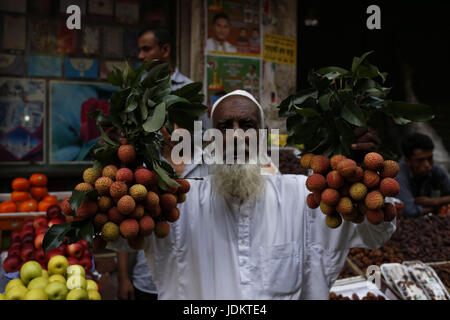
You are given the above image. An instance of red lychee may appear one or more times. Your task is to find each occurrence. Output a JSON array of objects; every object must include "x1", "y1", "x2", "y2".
[
  {"x1": 381, "y1": 160, "x2": 400, "y2": 178},
  {"x1": 76, "y1": 200, "x2": 98, "y2": 219},
  {"x1": 139, "y1": 216, "x2": 155, "y2": 236},
  {"x1": 108, "y1": 207, "x2": 124, "y2": 224},
  {"x1": 306, "y1": 174, "x2": 327, "y2": 193},
  {"x1": 366, "y1": 209, "x2": 384, "y2": 225},
  {"x1": 177, "y1": 179, "x2": 191, "y2": 194},
  {"x1": 336, "y1": 197, "x2": 354, "y2": 215},
  {"x1": 109, "y1": 181, "x2": 128, "y2": 199},
  {"x1": 102, "y1": 164, "x2": 118, "y2": 180},
  {"x1": 155, "y1": 221, "x2": 170, "y2": 238},
  {"x1": 349, "y1": 183, "x2": 368, "y2": 201},
  {"x1": 160, "y1": 194, "x2": 178, "y2": 211},
  {"x1": 326, "y1": 213, "x2": 342, "y2": 229},
  {"x1": 346, "y1": 166, "x2": 364, "y2": 183},
  {"x1": 117, "y1": 145, "x2": 136, "y2": 164},
  {"x1": 117, "y1": 195, "x2": 136, "y2": 215},
  {"x1": 319, "y1": 201, "x2": 335, "y2": 215},
  {"x1": 95, "y1": 177, "x2": 113, "y2": 196},
  {"x1": 321, "y1": 188, "x2": 340, "y2": 206},
  {"x1": 300, "y1": 153, "x2": 315, "y2": 169},
  {"x1": 330, "y1": 155, "x2": 347, "y2": 170},
  {"x1": 363, "y1": 170, "x2": 380, "y2": 188},
  {"x1": 337, "y1": 159, "x2": 357, "y2": 178},
  {"x1": 363, "y1": 152, "x2": 384, "y2": 171},
  {"x1": 119, "y1": 219, "x2": 139, "y2": 239},
  {"x1": 326, "y1": 170, "x2": 344, "y2": 189},
  {"x1": 383, "y1": 203, "x2": 397, "y2": 222},
  {"x1": 379, "y1": 178, "x2": 400, "y2": 197},
  {"x1": 116, "y1": 168, "x2": 134, "y2": 185},
  {"x1": 135, "y1": 168, "x2": 155, "y2": 187},
  {"x1": 310, "y1": 155, "x2": 330, "y2": 174},
  {"x1": 364, "y1": 191, "x2": 384, "y2": 210},
  {"x1": 164, "y1": 207, "x2": 180, "y2": 222},
  {"x1": 306, "y1": 193, "x2": 320, "y2": 209}
]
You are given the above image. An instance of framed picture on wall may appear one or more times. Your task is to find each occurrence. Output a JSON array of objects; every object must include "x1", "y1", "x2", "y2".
[
  {"x1": 49, "y1": 80, "x2": 118, "y2": 164},
  {"x1": 0, "y1": 78, "x2": 46, "y2": 164}
]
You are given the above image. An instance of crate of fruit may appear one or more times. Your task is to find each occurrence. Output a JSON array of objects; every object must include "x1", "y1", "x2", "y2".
[
  {"x1": 330, "y1": 276, "x2": 388, "y2": 300},
  {"x1": 380, "y1": 263, "x2": 429, "y2": 300}
]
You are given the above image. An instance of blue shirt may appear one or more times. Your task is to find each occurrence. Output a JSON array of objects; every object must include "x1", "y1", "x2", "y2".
[{"x1": 396, "y1": 159, "x2": 450, "y2": 217}]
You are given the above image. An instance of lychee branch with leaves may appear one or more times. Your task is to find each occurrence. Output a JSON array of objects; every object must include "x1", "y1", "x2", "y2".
[{"x1": 43, "y1": 61, "x2": 207, "y2": 253}]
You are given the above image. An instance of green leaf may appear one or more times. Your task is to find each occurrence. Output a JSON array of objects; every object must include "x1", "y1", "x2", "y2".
[
  {"x1": 292, "y1": 89, "x2": 318, "y2": 106},
  {"x1": 96, "y1": 123, "x2": 119, "y2": 146},
  {"x1": 68, "y1": 190, "x2": 99, "y2": 215},
  {"x1": 318, "y1": 92, "x2": 332, "y2": 112},
  {"x1": 316, "y1": 66, "x2": 349, "y2": 77},
  {"x1": 163, "y1": 95, "x2": 190, "y2": 108},
  {"x1": 153, "y1": 161, "x2": 180, "y2": 188},
  {"x1": 294, "y1": 106, "x2": 321, "y2": 117},
  {"x1": 42, "y1": 223, "x2": 72, "y2": 254},
  {"x1": 93, "y1": 160, "x2": 103, "y2": 171},
  {"x1": 341, "y1": 102, "x2": 367, "y2": 127},
  {"x1": 125, "y1": 95, "x2": 139, "y2": 112},
  {"x1": 140, "y1": 101, "x2": 148, "y2": 120},
  {"x1": 351, "y1": 51, "x2": 374, "y2": 73},
  {"x1": 143, "y1": 102, "x2": 166, "y2": 132},
  {"x1": 107, "y1": 67, "x2": 123, "y2": 86},
  {"x1": 75, "y1": 219, "x2": 94, "y2": 246},
  {"x1": 389, "y1": 102, "x2": 435, "y2": 122},
  {"x1": 172, "y1": 82, "x2": 203, "y2": 99}
]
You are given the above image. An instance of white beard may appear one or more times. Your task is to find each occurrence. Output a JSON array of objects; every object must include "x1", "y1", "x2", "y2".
[{"x1": 210, "y1": 164, "x2": 265, "y2": 203}]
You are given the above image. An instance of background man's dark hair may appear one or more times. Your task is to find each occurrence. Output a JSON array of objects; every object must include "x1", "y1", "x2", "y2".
[
  {"x1": 213, "y1": 13, "x2": 230, "y2": 24},
  {"x1": 401, "y1": 133, "x2": 434, "y2": 158},
  {"x1": 138, "y1": 27, "x2": 175, "y2": 63}
]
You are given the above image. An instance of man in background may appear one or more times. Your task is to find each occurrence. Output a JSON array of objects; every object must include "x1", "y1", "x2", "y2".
[{"x1": 396, "y1": 132, "x2": 450, "y2": 217}]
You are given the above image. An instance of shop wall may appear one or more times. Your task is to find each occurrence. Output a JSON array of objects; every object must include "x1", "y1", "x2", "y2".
[{"x1": 0, "y1": 0, "x2": 175, "y2": 192}]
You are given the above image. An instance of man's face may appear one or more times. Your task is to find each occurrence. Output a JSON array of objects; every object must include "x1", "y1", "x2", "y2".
[
  {"x1": 213, "y1": 18, "x2": 231, "y2": 41},
  {"x1": 213, "y1": 96, "x2": 260, "y2": 162},
  {"x1": 251, "y1": 30, "x2": 258, "y2": 39},
  {"x1": 405, "y1": 148, "x2": 433, "y2": 180},
  {"x1": 138, "y1": 31, "x2": 170, "y2": 66}
]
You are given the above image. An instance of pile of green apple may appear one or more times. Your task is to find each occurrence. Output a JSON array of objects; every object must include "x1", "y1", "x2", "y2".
[{"x1": 0, "y1": 255, "x2": 101, "y2": 300}]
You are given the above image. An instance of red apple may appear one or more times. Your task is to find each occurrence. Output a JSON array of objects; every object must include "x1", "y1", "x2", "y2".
[
  {"x1": 67, "y1": 257, "x2": 80, "y2": 265},
  {"x1": 8, "y1": 248, "x2": 21, "y2": 257},
  {"x1": 33, "y1": 217, "x2": 48, "y2": 230},
  {"x1": 46, "y1": 248, "x2": 63, "y2": 260},
  {"x1": 78, "y1": 239, "x2": 89, "y2": 249},
  {"x1": 35, "y1": 226, "x2": 49, "y2": 235},
  {"x1": 21, "y1": 234, "x2": 35, "y2": 246},
  {"x1": 34, "y1": 233, "x2": 45, "y2": 249},
  {"x1": 9, "y1": 242, "x2": 21, "y2": 250},
  {"x1": 11, "y1": 231, "x2": 21, "y2": 242},
  {"x1": 79, "y1": 257, "x2": 93, "y2": 271},
  {"x1": 67, "y1": 242, "x2": 83, "y2": 259},
  {"x1": 46, "y1": 205, "x2": 62, "y2": 219},
  {"x1": 82, "y1": 248, "x2": 92, "y2": 259},
  {"x1": 20, "y1": 227, "x2": 35, "y2": 240},
  {"x1": 57, "y1": 244, "x2": 67, "y2": 256},
  {"x1": 3, "y1": 255, "x2": 22, "y2": 273},
  {"x1": 23, "y1": 220, "x2": 34, "y2": 229},
  {"x1": 48, "y1": 218, "x2": 64, "y2": 228},
  {"x1": 34, "y1": 248, "x2": 47, "y2": 265},
  {"x1": 20, "y1": 245, "x2": 35, "y2": 262}
]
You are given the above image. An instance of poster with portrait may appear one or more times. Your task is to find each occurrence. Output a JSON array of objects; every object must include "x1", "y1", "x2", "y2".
[
  {"x1": 206, "y1": 0, "x2": 261, "y2": 56},
  {"x1": 50, "y1": 81, "x2": 117, "y2": 163},
  {"x1": 0, "y1": 78, "x2": 45, "y2": 163},
  {"x1": 206, "y1": 54, "x2": 260, "y2": 111}
]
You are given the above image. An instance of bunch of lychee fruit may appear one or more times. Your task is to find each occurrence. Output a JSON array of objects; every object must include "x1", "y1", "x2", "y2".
[
  {"x1": 301, "y1": 152, "x2": 400, "y2": 228},
  {"x1": 60, "y1": 144, "x2": 190, "y2": 249}
]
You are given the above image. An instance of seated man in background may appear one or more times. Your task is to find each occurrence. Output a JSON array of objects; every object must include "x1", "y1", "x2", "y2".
[{"x1": 396, "y1": 133, "x2": 450, "y2": 217}]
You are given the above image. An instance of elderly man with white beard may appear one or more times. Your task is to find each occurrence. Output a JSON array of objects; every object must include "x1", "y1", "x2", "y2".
[{"x1": 108, "y1": 90, "x2": 396, "y2": 300}]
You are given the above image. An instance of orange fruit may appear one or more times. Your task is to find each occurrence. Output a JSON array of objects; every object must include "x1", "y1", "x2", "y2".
[
  {"x1": 42, "y1": 195, "x2": 58, "y2": 205},
  {"x1": 30, "y1": 187, "x2": 49, "y2": 201},
  {"x1": 11, "y1": 191, "x2": 30, "y2": 202},
  {"x1": 30, "y1": 173, "x2": 48, "y2": 187},
  {"x1": 38, "y1": 201, "x2": 53, "y2": 212},
  {"x1": 11, "y1": 177, "x2": 31, "y2": 191},
  {"x1": 0, "y1": 201, "x2": 17, "y2": 213},
  {"x1": 19, "y1": 199, "x2": 38, "y2": 212}
]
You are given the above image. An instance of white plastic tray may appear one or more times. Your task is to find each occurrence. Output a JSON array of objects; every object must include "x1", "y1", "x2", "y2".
[
  {"x1": 381, "y1": 263, "x2": 429, "y2": 300},
  {"x1": 330, "y1": 277, "x2": 389, "y2": 300}
]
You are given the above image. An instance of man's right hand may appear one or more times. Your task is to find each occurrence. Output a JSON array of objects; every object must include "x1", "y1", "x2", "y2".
[{"x1": 117, "y1": 278, "x2": 135, "y2": 300}]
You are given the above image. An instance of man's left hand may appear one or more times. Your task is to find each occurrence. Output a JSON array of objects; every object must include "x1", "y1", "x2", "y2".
[{"x1": 351, "y1": 127, "x2": 381, "y2": 151}]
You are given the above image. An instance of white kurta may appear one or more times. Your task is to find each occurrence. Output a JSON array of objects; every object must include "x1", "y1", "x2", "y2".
[{"x1": 109, "y1": 174, "x2": 396, "y2": 299}]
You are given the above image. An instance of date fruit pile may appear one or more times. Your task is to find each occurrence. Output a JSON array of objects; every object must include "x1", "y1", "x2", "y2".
[
  {"x1": 347, "y1": 215, "x2": 450, "y2": 272},
  {"x1": 278, "y1": 149, "x2": 308, "y2": 175},
  {"x1": 302, "y1": 152, "x2": 400, "y2": 228},
  {"x1": 61, "y1": 144, "x2": 190, "y2": 249}
]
